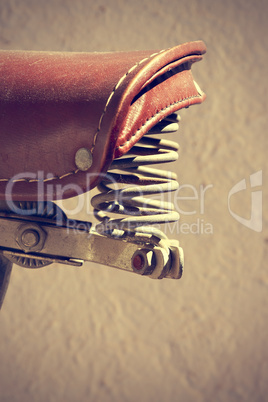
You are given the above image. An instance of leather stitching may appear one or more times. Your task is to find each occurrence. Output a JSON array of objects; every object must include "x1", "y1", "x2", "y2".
[
  {"x1": 0, "y1": 48, "x2": 169, "y2": 184},
  {"x1": 90, "y1": 49, "x2": 166, "y2": 152},
  {"x1": 116, "y1": 94, "x2": 201, "y2": 151}
]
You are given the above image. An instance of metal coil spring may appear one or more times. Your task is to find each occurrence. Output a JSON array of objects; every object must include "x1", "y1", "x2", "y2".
[{"x1": 91, "y1": 113, "x2": 181, "y2": 239}]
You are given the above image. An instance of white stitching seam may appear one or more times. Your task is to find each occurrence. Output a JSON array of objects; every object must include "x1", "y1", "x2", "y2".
[
  {"x1": 0, "y1": 48, "x2": 168, "y2": 184},
  {"x1": 90, "y1": 50, "x2": 166, "y2": 153},
  {"x1": 115, "y1": 94, "x2": 200, "y2": 151}
]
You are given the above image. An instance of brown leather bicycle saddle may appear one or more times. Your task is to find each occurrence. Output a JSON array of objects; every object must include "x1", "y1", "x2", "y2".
[{"x1": 0, "y1": 41, "x2": 206, "y2": 201}]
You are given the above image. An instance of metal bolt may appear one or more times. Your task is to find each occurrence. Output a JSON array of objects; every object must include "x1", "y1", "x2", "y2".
[
  {"x1": 16, "y1": 223, "x2": 47, "y2": 252},
  {"x1": 131, "y1": 249, "x2": 154, "y2": 275},
  {"x1": 132, "y1": 253, "x2": 145, "y2": 270},
  {"x1": 21, "y1": 229, "x2": 40, "y2": 248}
]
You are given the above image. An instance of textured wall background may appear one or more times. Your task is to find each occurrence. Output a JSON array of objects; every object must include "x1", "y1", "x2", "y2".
[{"x1": 0, "y1": 1, "x2": 267, "y2": 401}]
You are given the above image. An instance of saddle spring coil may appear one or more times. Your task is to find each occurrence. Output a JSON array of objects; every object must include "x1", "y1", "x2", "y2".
[{"x1": 91, "y1": 113, "x2": 181, "y2": 240}]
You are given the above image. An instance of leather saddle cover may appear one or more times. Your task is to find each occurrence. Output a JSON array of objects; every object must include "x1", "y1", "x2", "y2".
[{"x1": 0, "y1": 41, "x2": 206, "y2": 201}]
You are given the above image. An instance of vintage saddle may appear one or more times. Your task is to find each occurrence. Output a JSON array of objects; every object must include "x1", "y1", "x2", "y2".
[
  {"x1": 0, "y1": 40, "x2": 206, "y2": 200},
  {"x1": 0, "y1": 41, "x2": 206, "y2": 307}
]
